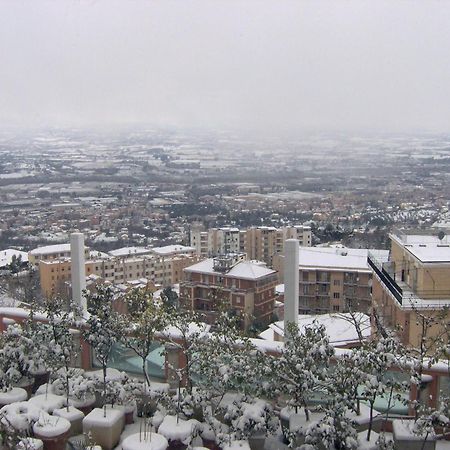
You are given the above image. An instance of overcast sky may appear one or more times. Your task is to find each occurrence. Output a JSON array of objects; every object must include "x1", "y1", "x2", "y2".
[{"x1": 1, "y1": 0, "x2": 450, "y2": 133}]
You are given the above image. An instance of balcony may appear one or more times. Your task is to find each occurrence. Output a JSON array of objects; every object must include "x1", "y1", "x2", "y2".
[{"x1": 368, "y1": 252, "x2": 403, "y2": 304}]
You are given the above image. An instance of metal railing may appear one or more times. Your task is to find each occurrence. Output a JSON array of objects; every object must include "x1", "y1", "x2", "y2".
[{"x1": 368, "y1": 252, "x2": 403, "y2": 305}]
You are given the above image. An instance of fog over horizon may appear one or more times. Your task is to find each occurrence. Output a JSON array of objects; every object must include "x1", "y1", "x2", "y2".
[{"x1": 1, "y1": 0, "x2": 450, "y2": 135}]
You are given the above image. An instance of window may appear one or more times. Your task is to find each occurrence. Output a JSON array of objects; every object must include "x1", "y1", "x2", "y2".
[
  {"x1": 333, "y1": 292, "x2": 340, "y2": 299},
  {"x1": 303, "y1": 272, "x2": 309, "y2": 282},
  {"x1": 334, "y1": 279, "x2": 340, "y2": 286},
  {"x1": 333, "y1": 305, "x2": 340, "y2": 312}
]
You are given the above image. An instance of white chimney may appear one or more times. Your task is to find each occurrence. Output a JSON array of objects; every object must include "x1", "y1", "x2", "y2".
[
  {"x1": 70, "y1": 232, "x2": 87, "y2": 314},
  {"x1": 284, "y1": 239, "x2": 299, "y2": 338}
]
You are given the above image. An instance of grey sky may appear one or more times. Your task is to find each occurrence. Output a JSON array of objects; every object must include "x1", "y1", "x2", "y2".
[{"x1": 1, "y1": 0, "x2": 450, "y2": 133}]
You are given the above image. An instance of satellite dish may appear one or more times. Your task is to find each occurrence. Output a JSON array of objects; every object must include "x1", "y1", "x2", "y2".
[{"x1": 438, "y1": 231, "x2": 446, "y2": 241}]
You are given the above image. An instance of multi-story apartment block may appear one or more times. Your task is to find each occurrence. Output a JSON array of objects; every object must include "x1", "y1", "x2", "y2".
[
  {"x1": 180, "y1": 254, "x2": 278, "y2": 330},
  {"x1": 29, "y1": 244, "x2": 90, "y2": 267},
  {"x1": 190, "y1": 225, "x2": 312, "y2": 266},
  {"x1": 369, "y1": 230, "x2": 450, "y2": 348},
  {"x1": 38, "y1": 245, "x2": 199, "y2": 298},
  {"x1": 274, "y1": 246, "x2": 388, "y2": 314}
]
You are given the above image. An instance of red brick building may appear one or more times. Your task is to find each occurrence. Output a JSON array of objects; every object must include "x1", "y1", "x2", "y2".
[{"x1": 180, "y1": 254, "x2": 278, "y2": 330}]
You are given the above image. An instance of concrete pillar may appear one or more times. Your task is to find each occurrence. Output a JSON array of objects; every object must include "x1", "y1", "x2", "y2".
[
  {"x1": 284, "y1": 239, "x2": 299, "y2": 338},
  {"x1": 70, "y1": 232, "x2": 87, "y2": 315}
]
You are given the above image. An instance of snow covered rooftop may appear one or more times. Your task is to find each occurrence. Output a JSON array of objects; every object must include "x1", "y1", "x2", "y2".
[
  {"x1": 0, "y1": 249, "x2": 28, "y2": 268},
  {"x1": 109, "y1": 246, "x2": 152, "y2": 257},
  {"x1": 152, "y1": 245, "x2": 196, "y2": 256},
  {"x1": 298, "y1": 247, "x2": 389, "y2": 272},
  {"x1": 260, "y1": 313, "x2": 371, "y2": 347},
  {"x1": 184, "y1": 258, "x2": 276, "y2": 280},
  {"x1": 29, "y1": 244, "x2": 72, "y2": 255}
]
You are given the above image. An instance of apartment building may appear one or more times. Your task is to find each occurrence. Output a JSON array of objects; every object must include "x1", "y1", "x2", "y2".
[
  {"x1": 39, "y1": 246, "x2": 199, "y2": 298},
  {"x1": 180, "y1": 253, "x2": 278, "y2": 330},
  {"x1": 29, "y1": 243, "x2": 90, "y2": 267},
  {"x1": 274, "y1": 246, "x2": 388, "y2": 314},
  {"x1": 369, "y1": 230, "x2": 450, "y2": 348},
  {"x1": 190, "y1": 225, "x2": 312, "y2": 266}
]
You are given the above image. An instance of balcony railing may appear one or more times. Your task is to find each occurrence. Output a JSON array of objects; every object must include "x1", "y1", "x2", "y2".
[{"x1": 368, "y1": 252, "x2": 403, "y2": 305}]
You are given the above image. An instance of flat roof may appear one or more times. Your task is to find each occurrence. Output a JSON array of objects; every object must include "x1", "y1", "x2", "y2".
[
  {"x1": 298, "y1": 247, "x2": 389, "y2": 272},
  {"x1": 261, "y1": 313, "x2": 371, "y2": 346},
  {"x1": 30, "y1": 244, "x2": 72, "y2": 255},
  {"x1": 0, "y1": 249, "x2": 28, "y2": 267},
  {"x1": 109, "y1": 246, "x2": 151, "y2": 257},
  {"x1": 391, "y1": 234, "x2": 450, "y2": 263}
]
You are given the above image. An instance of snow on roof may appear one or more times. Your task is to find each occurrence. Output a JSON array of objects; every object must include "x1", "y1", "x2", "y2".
[
  {"x1": 0, "y1": 249, "x2": 28, "y2": 267},
  {"x1": 402, "y1": 244, "x2": 450, "y2": 263},
  {"x1": 109, "y1": 246, "x2": 152, "y2": 257},
  {"x1": 261, "y1": 313, "x2": 371, "y2": 347},
  {"x1": 152, "y1": 245, "x2": 195, "y2": 256},
  {"x1": 184, "y1": 258, "x2": 276, "y2": 280},
  {"x1": 298, "y1": 247, "x2": 389, "y2": 272},
  {"x1": 29, "y1": 244, "x2": 72, "y2": 256}
]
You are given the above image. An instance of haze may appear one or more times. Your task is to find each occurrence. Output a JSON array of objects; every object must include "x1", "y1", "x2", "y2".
[{"x1": 1, "y1": 0, "x2": 450, "y2": 133}]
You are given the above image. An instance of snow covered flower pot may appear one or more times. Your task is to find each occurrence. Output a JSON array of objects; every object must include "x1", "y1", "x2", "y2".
[
  {"x1": 104, "y1": 403, "x2": 126, "y2": 431},
  {"x1": 392, "y1": 419, "x2": 436, "y2": 450},
  {"x1": 17, "y1": 438, "x2": 44, "y2": 450},
  {"x1": 123, "y1": 401, "x2": 136, "y2": 424},
  {"x1": 28, "y1": 393, "x2": 66, "y2": 414},
  {"x1": 122, "y1": 432, "x2": 169, "y2": 450},
  {"x1": 53, "y1": 406, "x2": 84, "y2": 437},
  {"x1": 15, "y1": 376, "x2": 35, "y2": 399},
  {"x1": 0, "y1": 401, "x2": 42, "y2": 435},
  {"x1": 158, "y1": 415, "x2": 197, "y2": 449},
  {"x1": 222, "y1": 440, "x2": 251, "y2": 450},
  {"x1": 82, "y1": 407, "x2": 124, "y2": 450},
  {"x1": 0, "y1": 387, "x2": 28, "y2": 408},
  {"x1": 357, "y1": 430, "x2": 380, "y2": 450},
  {"x1": 68, "y1": 392, "x2": 96, "y2": 416},
  {"x1": 32, "y1": 413, "x2": 71, "y2": 450},
  {"x1": 30, "y1": 369, "x2": 50, "y2": 394}
]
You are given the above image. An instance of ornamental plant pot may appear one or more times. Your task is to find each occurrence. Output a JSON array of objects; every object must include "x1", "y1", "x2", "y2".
[
  {"x1": 158, "y1": 415, "x2": 197, "y2": 450},
  {"x1": 32, "y1": 415, "x2": 71, "y2": 450},
  {"x1": 82, "y1": 407, "x2": 124, "y2": 450},
  {"x1": 17, "y1": 438, "x2": 44, "y2": 450},
  {"x1": 0, "y1": 387, "x2": 28, "y2": 408},
  {"x1": 248, "y1": 430, "x2": 266, "y2": 450},
  {"x1": 69, "y1": 392, "x2": 96, "y2": 416},
  {"x1": 357, "y1": 430, "x2": 379, "y2": 450},
  {"x1": 15, "y1": 376, "x2": 35, "y2": 399},
  {"x1": 53, "y1": 406, "x2": 85, "y2": 437},
  {"x1": 392, "y1": 419, "x2": 436, "y2": 450},
  {"x1": 30, "y1": 370, "x2": 50, "y2": 394},
  {"x1": 123, "y1": 402, "x2": 136, "y2": 424},
  {"x1": 122, "y1": 432, "x2": 169, "y2": 450}
]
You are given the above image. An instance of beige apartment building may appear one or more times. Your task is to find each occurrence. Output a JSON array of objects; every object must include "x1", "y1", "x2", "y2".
[
  {"x1": 369, "y1": 230, "x2": 450, "y2": 348},
  {"x1": 190, "y1": 225, "x2": 312, "y2": 266},
  {"x1": 39, "y1": 248, "x2": 199, "y2": 298},
  {"x1": 29, "y1": 243, "x2": 90, "y2": 267},
  {"x1": 274, "y1": 246, "x2": 388, "y2": 314}
]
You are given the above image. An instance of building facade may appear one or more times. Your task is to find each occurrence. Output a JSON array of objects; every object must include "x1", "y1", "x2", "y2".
[
  {"x1": 190, "y1": 225, "x2": 312, "y2": 266},
  {"x1": 39, "y1": 246, "x2": 199, "y2": 298},
  {"x1": 369, "y1": 230, "x2": 450, "y2": 348},
  {"x1": 180, "y1": 254, "x2": 278, "y2": 330},
  {"x1": 274, "y1": 246, "x2": 388, "y2": 314}
]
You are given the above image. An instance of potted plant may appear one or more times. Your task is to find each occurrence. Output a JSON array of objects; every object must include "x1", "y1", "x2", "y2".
[{"x1": 32, "y1": 411, "x2": 71, "y2": 450}]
